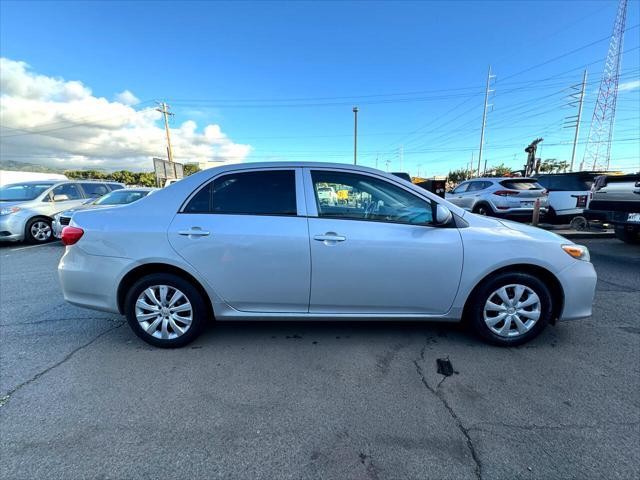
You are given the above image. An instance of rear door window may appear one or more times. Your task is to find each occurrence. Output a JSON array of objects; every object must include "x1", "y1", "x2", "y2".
[
  {"x1": 107, "y1": 183, "x2": 125, "y2": 191},
  {"x1": 80, "y1": 183, "x2": 109, "y2": 198},
  {"x1": 184, "y1": 170, "x2": 297, "y2": 215},
  {"x1": 467, "y1": 181, "x2": 488, "y2": 192}
]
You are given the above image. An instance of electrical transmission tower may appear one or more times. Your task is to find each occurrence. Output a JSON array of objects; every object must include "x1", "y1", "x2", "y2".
[{"x1": 581, "y1": 0, "x2": 628, "y2": 172}]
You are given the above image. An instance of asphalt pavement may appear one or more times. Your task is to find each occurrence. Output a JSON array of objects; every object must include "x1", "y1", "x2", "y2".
[{"x1": 0, "y1": 239, "x2": 638, "y2": 480}]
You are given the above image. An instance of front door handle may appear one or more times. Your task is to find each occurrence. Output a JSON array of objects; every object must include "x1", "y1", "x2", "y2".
[
  {"x1": 313, "y1": 233, "x2": 346, "y2": 243},
  {"x1": 178, "y1": 228, "x2": 210, "y2": 237}
]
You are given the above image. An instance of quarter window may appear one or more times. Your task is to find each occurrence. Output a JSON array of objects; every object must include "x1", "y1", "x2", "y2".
[
  {"x1": 184, "y1": 170, "x2": 297, "y2": 215},
  {"x1": 311, "y1": 170, "x2": 433, "y2": 225}
]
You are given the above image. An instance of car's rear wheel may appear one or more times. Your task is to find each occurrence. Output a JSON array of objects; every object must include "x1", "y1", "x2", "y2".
[
  {"x1": 124, "y1": 273, "x2": 208, "y2": 348},
  {"x1": 473, "y1": 204, "x2": 491, "y2": 216},
  {"x1": 25, "y1": 217, "x2": 53, "y2": 244},
  {"x1": 467, "y1": 272, "x2": 553, "y2": 346}
]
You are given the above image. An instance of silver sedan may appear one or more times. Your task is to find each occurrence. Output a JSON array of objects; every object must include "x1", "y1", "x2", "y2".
[{"x1": 58, "y1": 162, "x2": 597, "y2": 348}]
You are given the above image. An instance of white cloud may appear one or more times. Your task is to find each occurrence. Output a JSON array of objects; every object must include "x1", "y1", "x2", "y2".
[
  {"x1": 619, "y1": 80, "x2": 640, "y2": 92},
  {"x1": 114, "y1": 89, "x2": 140, "y2": 106},
  {"x1": 0, "y1": 58, "x2": 251, "y2": 170}
]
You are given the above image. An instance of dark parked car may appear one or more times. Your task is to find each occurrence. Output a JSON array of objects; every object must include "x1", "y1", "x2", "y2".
[{"x1": 585, "y1": 174, "x2": 640, "y2": 244}]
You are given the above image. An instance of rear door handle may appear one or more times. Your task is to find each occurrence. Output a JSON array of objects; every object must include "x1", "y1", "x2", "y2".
[
  {"x1": 178, "y1": 228, "x2": 210, "y2": 237},
  {"x1": 313, "y1": 233, "x2": 346, "y2": 242}
]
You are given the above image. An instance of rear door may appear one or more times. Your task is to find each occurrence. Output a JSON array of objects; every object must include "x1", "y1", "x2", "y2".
[
  {"x1": 168, "y1": 168, "x2": 311, "y2": 313},
  {"x1": 304, "y1": 168, "x2": 463, "y2": 314}
]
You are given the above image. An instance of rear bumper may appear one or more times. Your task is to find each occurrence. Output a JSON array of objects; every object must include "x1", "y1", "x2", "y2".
[
  {"x1": 556, "y1": 260, "x2": 597, "y2": 321},
  {"x1": 491, "y1": 207, "x2": 548, "y2": 221},
  {"x1": 58, "y1": 246, "x2": 131, "y2": 313}
]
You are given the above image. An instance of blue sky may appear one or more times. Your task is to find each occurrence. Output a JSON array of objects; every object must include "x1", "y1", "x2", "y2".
[{"x1": 1, "y1": 0, "x2": 638, "y2": 176}]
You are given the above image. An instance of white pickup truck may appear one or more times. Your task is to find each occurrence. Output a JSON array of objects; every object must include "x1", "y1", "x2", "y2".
[{"x1": 585, "y1": 174, "x2": 640, "y2": 244}]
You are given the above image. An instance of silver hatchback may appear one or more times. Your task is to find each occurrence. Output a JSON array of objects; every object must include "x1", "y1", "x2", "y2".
[
  {"x1": 58, "y1": 162, "x2": 596, "y2": 349},
  {"x1": 446, "y1": 177, "x2": 548, "y2": 220}
]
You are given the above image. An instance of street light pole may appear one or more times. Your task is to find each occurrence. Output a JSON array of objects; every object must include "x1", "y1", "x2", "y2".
[{"x1": 353, "y1": 106, "x2": 359, "y2": 165}]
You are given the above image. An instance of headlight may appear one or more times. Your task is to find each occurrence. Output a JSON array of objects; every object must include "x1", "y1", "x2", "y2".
[
  {"x1": 0, "y1": 206, "x2": 20, "y2": 216},
  {"x1": 562, "y1": 244, "x2": 590, "y2": 262}
]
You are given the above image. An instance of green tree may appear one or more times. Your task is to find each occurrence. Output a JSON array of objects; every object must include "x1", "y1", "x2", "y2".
[
  {"x1": 183, "y1": 163, "x2": 201, "y2": 176},
  {"x1": 447, "y1": 168, "x2": 474, "y2": 184},
  {"x1": 484, "y1": 163, "x2": 513, "y2": 177},
  {"x1": 539, "y1": 158, "x2": 569, "y2": 173}
]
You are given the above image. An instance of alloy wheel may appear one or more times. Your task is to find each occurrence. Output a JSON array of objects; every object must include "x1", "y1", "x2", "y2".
[
  {"x1": 31, "y1": 221, "x2": 52, "y2": 242},
  {"x1": 483, "y1": 284, "x2": 541, "y2": 338},
  {"x1": 135, "y1": 285, "x2": 193, "y2": 339}
]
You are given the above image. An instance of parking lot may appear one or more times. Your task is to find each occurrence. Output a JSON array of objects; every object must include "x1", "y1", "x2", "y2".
[{"x1": 0, "y1": 238, "x2": 638, "y2": 480}]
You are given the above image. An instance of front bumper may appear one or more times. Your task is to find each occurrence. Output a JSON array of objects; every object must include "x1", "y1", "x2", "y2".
[
  {"x1": 0, "y1": 215, "x2": 26, "y2": 242},
  {"x1": 556, "y1": 259, "x2": 597, "y2": 321}
]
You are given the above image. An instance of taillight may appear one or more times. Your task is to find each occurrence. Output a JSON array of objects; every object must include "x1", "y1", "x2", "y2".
[
  {"x1": 61, "y1": 226, "x2": 84, "y2": 246},
  {"x1": 493, "y1": 190, "x2": 520, "y2": 196}
]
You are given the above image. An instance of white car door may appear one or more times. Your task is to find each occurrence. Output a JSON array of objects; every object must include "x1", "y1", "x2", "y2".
[
  {"x1": 167, "y1": 168, "x2": 311, "y2": 313},
  {"x1": 304, "y1": 168, "x2": 464, "y2": 315}
]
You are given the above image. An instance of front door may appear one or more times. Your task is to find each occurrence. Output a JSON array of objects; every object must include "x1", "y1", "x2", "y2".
[
  {"x1": 305, "y1": 169, "x2": 463, "y2": 314},
  {"x1": 168, "y1": 168, "x2": 311, "y2": 313}
]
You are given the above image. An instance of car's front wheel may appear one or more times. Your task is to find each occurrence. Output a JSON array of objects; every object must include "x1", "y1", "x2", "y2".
[
  {"x1": 25, "y1": 217, "x2": 53, "y2": 244},
  {"x1": 467, "y1": 272, "x2": 553, "y2": 346},
  {"x1": 124, "y1": 273, "x2": 208, "y2": 348}
]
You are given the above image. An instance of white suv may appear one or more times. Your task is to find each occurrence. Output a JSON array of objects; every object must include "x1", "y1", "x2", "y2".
[{"x1": 446, "y1": 177, "x2": 548, "y2": 220}]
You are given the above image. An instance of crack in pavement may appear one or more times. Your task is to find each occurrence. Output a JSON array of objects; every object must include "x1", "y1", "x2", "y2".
[
  {"x1": 0, "y1": 322, "x2": 125, "y2": 406},
  {"x1": 413, "y1": 346, "x2": 482, "y2": 480},
  {"x1": 0, "y1": 316, "x2": 122, "y2": 327},
  {"x1": 468, "y1": 420, "x2": 640, "y2": 433}
]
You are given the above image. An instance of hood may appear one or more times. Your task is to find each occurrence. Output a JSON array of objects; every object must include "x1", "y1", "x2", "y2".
[
  {"x1": 0, "y1": 200, "x2": 25, "y2": 208},
  {"x1": 498, "y1": 218, "x2": 568, "y2": 243}
]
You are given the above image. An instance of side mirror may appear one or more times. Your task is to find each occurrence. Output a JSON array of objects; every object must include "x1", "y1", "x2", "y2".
[
  {"x1": 435, "y1": 204, "x2": 453, "y2": 225},
  {"x1": 53, "y1": 194, "x2": 70, "y2": 202}
]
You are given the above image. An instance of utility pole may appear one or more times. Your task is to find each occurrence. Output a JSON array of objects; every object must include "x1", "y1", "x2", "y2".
[
  {"x1": 352, "y1": 106, "x2": 359, "y2": 165},
  {"x1": 417, "y1": 163, "x2": 422, "y2": 177},
  {"x1": 399, "y1": 145, "x2": 404, "y2": 172},
  {"x1": 469, "y1": 152, "x2": 474, "y2": 179},
  {"x1": 375, "y1": 153, "x2": 379, "y2": 169},
  {"x1": 385, "y1": 158, "x2": 391, "y2": 172},
  {"x1": 477, "y1": 65, "x2": 495, "y2": 176},
  {"x1": 564, "y1": 70, "x2": 588, "y2": 171},
  {"x1": 156, "y1": 102, "x2": 175, "y2": 163}
]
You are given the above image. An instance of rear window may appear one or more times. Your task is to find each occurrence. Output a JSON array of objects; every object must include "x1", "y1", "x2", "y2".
[
  {"x1": 537, "y1": 175, "x2": 593, "y2": 191},
  {"x1": 184, "y1": 170, "x2": 297, "y2": 215},
  {"x1": 499, "y1": 180, "x2": 543, "y2": 190}
]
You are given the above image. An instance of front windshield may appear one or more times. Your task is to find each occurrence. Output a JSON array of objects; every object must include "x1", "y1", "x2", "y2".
[
  {"x1": 0, "y1": 183, "x2": 54, "y2": 201},
  {"x1": 93, "y1": 190, "x2": 149, "y2": 205}
]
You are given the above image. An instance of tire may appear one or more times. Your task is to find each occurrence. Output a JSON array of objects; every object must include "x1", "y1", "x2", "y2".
[
  {"x1": 25, "y1": 217, "x2": 53, "y2": 244},
  {"x1": 467, "y1": 271, "x2": 554, "y2": 347},
  {"x1": 614, "y1": 225, "x2": 640, "y2": 244},
  {"x1": 124, "y1": 273, "x2": 209, "y2": 348},
  {"x1": 473, "y1": 203, "x2": 491, "y2": 216}
]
